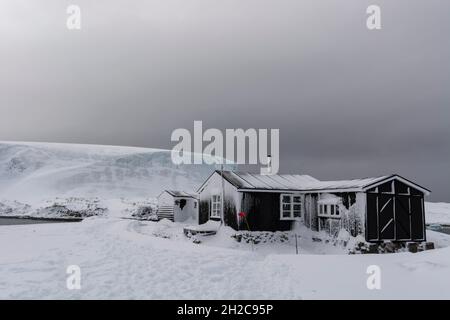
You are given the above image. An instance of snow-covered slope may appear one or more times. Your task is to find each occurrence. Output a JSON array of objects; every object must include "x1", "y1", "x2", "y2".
[
  {"x1": 425, "y1": 202, "x2": 450, "y2": 225},
  {"x1": 0, "y1": 141, "x2": 227, "y2": 203}
]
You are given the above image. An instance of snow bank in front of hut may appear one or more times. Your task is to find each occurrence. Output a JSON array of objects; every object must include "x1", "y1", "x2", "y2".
[{"x1": 1, "y1": 217, "x2": 450, "y2": 299}]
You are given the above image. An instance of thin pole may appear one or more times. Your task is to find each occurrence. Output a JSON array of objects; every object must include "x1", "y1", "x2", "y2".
[
  {"x1": 221, "y1": 163, "x2": 225, "y2": 226},
  {"x1": 295, "y1": 234, "x2": 298, "y2": 254}
]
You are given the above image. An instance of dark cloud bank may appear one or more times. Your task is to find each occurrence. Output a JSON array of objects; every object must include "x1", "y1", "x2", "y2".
[{"x1": 0, "y1": 0, "x2": 449, "y2": 201}]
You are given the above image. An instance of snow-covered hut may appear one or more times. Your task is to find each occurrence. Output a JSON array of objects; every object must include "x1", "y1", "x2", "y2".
[
  {"x1": 196, "y1": 171, "x2": 430, "y2": 243},
  {"x1": 157, "y1": 190, "x2": 199, "y2": 223}
]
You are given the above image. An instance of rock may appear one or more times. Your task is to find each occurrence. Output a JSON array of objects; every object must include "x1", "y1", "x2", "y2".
[
  {"x1": 234, "y1": 234, "x2": 242, "y2": 242},
  {"x1": 424, "y1": 242, "x2": 435, "y2": 250},
  {"x1": 384, "y1": 242, "x2": 396, "y2": 253},
  {"x1": 407, "y1": 242, "x2": 418, "y2": 253},
  {"x1": 392, "y1": 242, "x2": 403, "y2": 250},
  {"x1": 368, "y1": 244, "x2": 379, "y2": 254}
]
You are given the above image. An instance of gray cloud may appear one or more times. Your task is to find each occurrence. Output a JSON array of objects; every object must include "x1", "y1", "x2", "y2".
[{"x1": 0, "y1": 0, "x2": 449, "y2": 200}]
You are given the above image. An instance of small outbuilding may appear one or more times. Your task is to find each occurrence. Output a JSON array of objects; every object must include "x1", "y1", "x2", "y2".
[{"x1": 157, "y1": 190, "x2": 199, "y2": 223}]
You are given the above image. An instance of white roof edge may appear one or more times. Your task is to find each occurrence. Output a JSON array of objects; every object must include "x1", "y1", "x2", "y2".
[
  {"x1": 361, "y1": 175, "x2": 431, "y2": 196},
  {"x1": 237, "y1": 188, "x2": 364, "y2": 193},
  {"x1": 196, "y1": 171, "x2": 218, "y2": 193},
  {"x1": 160, "y1": 190, "x2": 198, "y2": 198}
]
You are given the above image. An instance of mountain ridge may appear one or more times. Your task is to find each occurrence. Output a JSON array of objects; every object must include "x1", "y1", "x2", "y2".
[{"x1": 0, "y1": 141, "x2": 226, "y2": 203}]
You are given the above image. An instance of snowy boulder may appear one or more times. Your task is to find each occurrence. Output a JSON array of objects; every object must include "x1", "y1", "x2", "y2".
[
  {"x1": 131, "y1": 206, "x2": 157, "y2": 221},
  {"x1": 35, "y1": 198, "x2": 107, "y2": 219}
]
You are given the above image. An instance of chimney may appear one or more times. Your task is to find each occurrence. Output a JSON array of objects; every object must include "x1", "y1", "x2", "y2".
[{"x1": 267, "y1": 154, "x2": 272, "y2": 174}]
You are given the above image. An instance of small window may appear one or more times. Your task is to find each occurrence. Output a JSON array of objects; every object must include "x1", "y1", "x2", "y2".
[
  {"x1": 318, "y1": 203, "x2": 341, "y2": 218},
  {"x1": 211, "y1": 195, "x2": 221, "y2": 218},
  {"x1": 282, "y1": 195, "x2": 291, "y2": 218},
  {"x1": 280, "y1": 194, "x2": 302, "y2": 220},
  {"x1": 293, "y1": 204, "x2": 301, "y2": 218}
]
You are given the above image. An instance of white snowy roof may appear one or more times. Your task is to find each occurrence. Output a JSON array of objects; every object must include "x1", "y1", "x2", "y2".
[
  {"x1": 162, "y1": 190, "x2": 198, "y2": 198},
  {"x1": 213, "y1": 171, "x2": 430, "y2": 194},
  {"x1": 318, "y1": 194, "x2": 342, "y2": 205},
  {"x1": 219, "y1": 171, "x2": 319, "y2": 190},
  {"x1": 301, "y1": 176, "x2": 389, "y2": 191}
]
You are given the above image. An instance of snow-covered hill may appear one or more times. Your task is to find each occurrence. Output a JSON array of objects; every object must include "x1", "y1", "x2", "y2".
[
  {"x1": 425, "y1": 202, "x2": 450, "y2": 225},
  {"x1": 0, "y1": 141, "x2": 229, "y2": 209}
]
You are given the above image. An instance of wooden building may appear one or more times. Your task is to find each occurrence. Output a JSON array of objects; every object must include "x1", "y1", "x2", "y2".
[
  {"x1": 157, "y1": 190, "x2": 199, "y2": 223},
  {"x1": 196, "y1": 171, "x2": 430, "y2": 242}
]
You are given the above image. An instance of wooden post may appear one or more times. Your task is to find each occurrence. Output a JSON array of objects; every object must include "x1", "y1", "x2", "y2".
[{"x1": 220, "y1": 163, "x2": 225, "y2": 226}]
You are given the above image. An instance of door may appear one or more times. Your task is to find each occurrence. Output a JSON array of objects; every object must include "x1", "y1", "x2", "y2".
[{"x1": 366, "y1": 180, "x2": 425, "y2": 242}]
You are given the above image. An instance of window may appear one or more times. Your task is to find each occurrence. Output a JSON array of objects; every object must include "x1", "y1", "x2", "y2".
[
  {"x1": 281, "y1": 195, "x2": 291, "y2": 218},
  {"x1": 318, "y1": 202, "x2": 341, "y2": 234},
  {"x1": 211, "y1": 195, "x2": 221, "y2": 218},
  {"x1": 280, "y1": 194, "x2": 302, "y2": 220},
  {"x1": 318, "y1": 204, "x2": 340, "y2": 218}
]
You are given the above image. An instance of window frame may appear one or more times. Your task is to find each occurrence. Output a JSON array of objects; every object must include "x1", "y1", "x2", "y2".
[
  {"x1": 318, "y1": 203, "x2": 341, "y2": 218},
  {"x1": 280, "y1": 194, "x2": 303, "y2": 220},
  {"x1": 210, "y1": 194, "x2": 221, "y2": 219}
]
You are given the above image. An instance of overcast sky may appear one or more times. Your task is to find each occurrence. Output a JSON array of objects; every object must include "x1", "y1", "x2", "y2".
[{"x1": 0, "y1": 0, "x2": 449, "y2": 201}]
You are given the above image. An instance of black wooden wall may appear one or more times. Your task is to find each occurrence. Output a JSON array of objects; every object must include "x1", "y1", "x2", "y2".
[
  {"x1": 199, "y1": 197, "x2": 238, "y2": 229},
  {"x1": 239, "y1": 192, "x2": 292, "y2": 231},
  {"x1": 366, "y1": 180, "x2": 425, "y2": 242}
]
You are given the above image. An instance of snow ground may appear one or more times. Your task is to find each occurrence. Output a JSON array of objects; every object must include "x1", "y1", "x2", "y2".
[{"x1": 1, "y1": 217, "x2": 450, "y2": 299}]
